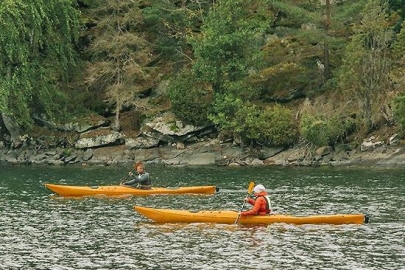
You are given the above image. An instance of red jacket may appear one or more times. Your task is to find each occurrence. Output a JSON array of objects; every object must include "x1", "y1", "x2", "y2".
[{"x1": 241, "y1": 191, "x2": 271, "y2": 216}]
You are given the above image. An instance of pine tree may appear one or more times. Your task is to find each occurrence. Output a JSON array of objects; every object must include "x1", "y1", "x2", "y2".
[
  {"x1": 338, "y1": 0, "x2": 394, "y2": 133},
  {"x1": 83, "y1": 0, "x2": 153, "y2": 131}
]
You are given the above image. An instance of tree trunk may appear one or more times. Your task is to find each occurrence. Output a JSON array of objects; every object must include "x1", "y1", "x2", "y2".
[{"x1": 112, "y1": 96, "x2": 121, "y2": 132}]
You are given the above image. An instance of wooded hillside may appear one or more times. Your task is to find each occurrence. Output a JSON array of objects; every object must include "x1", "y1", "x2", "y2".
[{"x1": 1, "y1": 0, "x2": 405, "y2": 149}]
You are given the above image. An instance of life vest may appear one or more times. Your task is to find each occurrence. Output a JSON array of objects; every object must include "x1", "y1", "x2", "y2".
[
  {"x1": 263, "y1": 195, "x2": 272, "y2": 214},
  {"x1": 253, "y1": 191, "x2": 272, "y2": 215}
]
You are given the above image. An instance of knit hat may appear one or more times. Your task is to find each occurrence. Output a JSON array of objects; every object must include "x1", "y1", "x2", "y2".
[{"x1": 253, "y1": 184, "x2": 266, "y2": 193}]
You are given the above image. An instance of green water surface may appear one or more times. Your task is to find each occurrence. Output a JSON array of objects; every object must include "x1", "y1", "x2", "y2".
[{"x1": 0, "y1": 164, "x2": 404, "y2": 269}]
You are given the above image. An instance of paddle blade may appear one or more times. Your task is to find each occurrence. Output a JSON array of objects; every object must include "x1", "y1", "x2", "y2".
[{"x1": 247, "y1": 181, "x2": 255, "y2": 194}]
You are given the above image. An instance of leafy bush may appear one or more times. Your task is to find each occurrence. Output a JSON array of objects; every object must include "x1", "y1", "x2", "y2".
[
  {"x1": 300, "y1": 115, "x2": 330, "y2": 146},
  {"x1": 168, "y1": 71, "x2": 213, "y2": 126},
  {"x1": 393, "y1": 94, "x2": 405, "y2": 135},
  {"x1": 300, "y1": 113, "x2": 355, "y2": 146},
  {"x1": 260, "y1": 104, "x2": 298, "y2": 146},
  {"x1": 209, "y1": 94, "x2": 297, "y2": 146},
  {"x1": 208, "y1": 93, "x2": 243, "y2": 131}
]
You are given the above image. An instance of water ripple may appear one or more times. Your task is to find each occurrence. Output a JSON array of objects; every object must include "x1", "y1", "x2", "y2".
[{"x1": 0, "y1": 165, "x2": 404, "y2": 269}]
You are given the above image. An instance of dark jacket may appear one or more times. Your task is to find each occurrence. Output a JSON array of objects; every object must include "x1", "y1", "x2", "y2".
[{"x1": 122, "y1": 171, "x2": 151, "y2": 189}]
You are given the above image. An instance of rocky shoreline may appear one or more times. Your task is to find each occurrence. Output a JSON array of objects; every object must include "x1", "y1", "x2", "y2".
[
  {"x1": 2, "y1": 137, "x2": 405, "y2": 168},
  {"x1": 2, "y1": 112, "x2": 405, "y2": 168}
]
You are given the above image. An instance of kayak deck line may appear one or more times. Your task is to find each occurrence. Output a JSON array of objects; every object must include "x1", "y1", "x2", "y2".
[
  {"x1": 45, "y1": 183, "x2": 218, "y2": 197},
  {"x1": 134, "y1": 205, "x2": 369, "y2": 225}
]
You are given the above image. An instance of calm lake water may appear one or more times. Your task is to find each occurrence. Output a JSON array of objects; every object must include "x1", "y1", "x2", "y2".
[{"x1": 0, "y1": 164, "x2": 404, "y2": 270}]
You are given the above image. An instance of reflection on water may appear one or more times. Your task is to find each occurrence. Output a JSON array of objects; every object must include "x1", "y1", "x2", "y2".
[{"x1": 0, "y1": 164, "x2": 404, "y2": 269}]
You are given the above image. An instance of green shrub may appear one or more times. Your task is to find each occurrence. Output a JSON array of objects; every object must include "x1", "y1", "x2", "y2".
[
  {"x1": 300, "y1": 113, "x2": 355, "y2": 146},
  {"x1": 300, "y1": 115, "x2": 330, "y2": 146},
  {"x1": 393, "y1": 94, "x2": 405, "y2": 135},
  {"x1": 209, "y1": 94, "x2": 297, "y2": 146},
  {"x1": 208, "y1": 93, "x2": 244, "y2": 131},
  {"x1": 168, "y1": 71, "x2": 213, "y2": 126},
  {"x1": 260, "y1": 104, "x2": 298, "y2": 146}
]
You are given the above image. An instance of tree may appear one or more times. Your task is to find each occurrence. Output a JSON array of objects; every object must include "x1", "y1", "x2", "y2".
[
  {"x1": 188, "y1": 0, "x2": 270, "y2": 95},
  {"x1": 0, "y1": 0, "x2": 80, "y2": 133},
  {"x1": 391, "y1": 21, "x2": 405, "y2": 134},
  {"x1": 83, "y1": 0, "x2": 153, "y2": 131},
  {"x1": 263, "y1": 0, "x2": 326, "y2": 94},
  {"x1": 387, "y1": 0, "x2": 405, "y2": 31},
  {"x1": 143, "y1": 0, "x2": 211, "y2": 64},
  {"x1": 337, "y1": 0, "x2": 394, "y2": 133},
  {"x1": 258, "y1": 0, "x2": 368, "y2": 97},
  {"x1": 391, "y1": 21, "x2": 405, "y2": 90}
]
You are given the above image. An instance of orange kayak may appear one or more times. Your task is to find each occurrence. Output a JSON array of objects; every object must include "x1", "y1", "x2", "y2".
[
  {"x1": 45, "y1": 184, "x2": 218, "y2": 197},
  {"x1": 134, "y1": 206, "x2": 369, "y2": 225}
]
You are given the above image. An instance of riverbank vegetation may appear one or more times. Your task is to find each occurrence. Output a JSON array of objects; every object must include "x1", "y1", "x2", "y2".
[{"x1": 1, "y1": 0, "x2": 405, "y2": 149}]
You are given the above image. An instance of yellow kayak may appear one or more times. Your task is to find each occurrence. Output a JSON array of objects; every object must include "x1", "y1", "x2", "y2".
[
  {"x1": 45, "y1": 184, "x2": 218, "y2": 197},
  {"x1": 134, "y1": 205, "x2": 369, "y2": 225}
]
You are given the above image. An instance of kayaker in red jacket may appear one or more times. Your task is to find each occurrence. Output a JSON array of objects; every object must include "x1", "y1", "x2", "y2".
[{"x1": 241, "y1": 184, "x2": 272, "y2": 216}]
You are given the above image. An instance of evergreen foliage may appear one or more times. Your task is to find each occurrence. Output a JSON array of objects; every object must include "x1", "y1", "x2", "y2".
[
  {"x1": 387, "y1": 0, "x2": 405, "y2": 31},
  {"x1": 259, "y1": 104, "x2": 298, "y2": 146},
  {"x1": 168, "y1": 70, "x2": 212, "y2": 126},
  {"x1": 189, "y1": 0, "x2": 270, "y2": 92},
  {"x1": 391, "y1": 21, "x2": 405, "y2": 134},
  {"x1": 393, "y1": 94, "x2": 405, "y2": 135},
  {"x1": 300, "y1": 113, "x2": 355, "y2": 146},
  {"x1": 0, "y1": 0, "x2": 80, "y2": 127},
  {"x1": 249, "y1": 0, "x2": 332, "y2": 100},
  {"x1": 209, "y1": 94, "x2": 297, "y2": 146},
  {"x1": 1, "y1": 0, "x2": 405, "y2": 147},
  {"x1": 143, "y1": 0, "x2": 210, "y2": 62},
  {"x1": 83, "y1": 0, "x2": 153, "y2": 130},
  {"x1": 391, "y1": 21, "x2": 405, "y2": 90},
  {"x1": 337, "y1": 0, "x2": 394, "y2": 133}
]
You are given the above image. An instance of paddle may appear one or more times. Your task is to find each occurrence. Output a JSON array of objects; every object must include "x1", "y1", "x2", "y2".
[{"x1": 234, "y1": 181, "x2": 255, "y2": 224}]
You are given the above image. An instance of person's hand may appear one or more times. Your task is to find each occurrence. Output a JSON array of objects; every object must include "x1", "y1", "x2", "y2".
[{"x1": 244, "y1": 198, "x2": 249, "y2": 202}]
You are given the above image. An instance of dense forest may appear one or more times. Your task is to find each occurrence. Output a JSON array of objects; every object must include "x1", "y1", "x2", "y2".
[{"x1": 1, "y1": 0, "x2": 405, "y2": 150}]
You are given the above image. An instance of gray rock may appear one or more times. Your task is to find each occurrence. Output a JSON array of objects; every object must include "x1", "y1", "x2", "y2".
[
  {"x1": 1, "y1": 113, "x2": 21, "y2": 146},
  {"x1": 75, "y1": 131, "x2": 125, "y2": 149},
  {"x1": 125, "y1": 136, "x2": 160, "y2": 149},
  {"x1": 145, "y1": 117, "x2": 202, "y2": 136}
]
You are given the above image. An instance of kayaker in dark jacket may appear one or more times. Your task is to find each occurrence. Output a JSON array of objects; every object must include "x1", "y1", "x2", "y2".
[
  {"x1": 241, "y1": 184, "x2": 272, "y2": 216},
  {"x1": 121, "y1": 161, "x2": 151, "y2": 189}
]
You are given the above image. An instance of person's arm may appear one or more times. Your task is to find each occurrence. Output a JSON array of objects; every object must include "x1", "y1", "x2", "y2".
[
  {"x1": 122, "y1": 174, "x2": 141, "y2": 185},
  {"x1": 246, "y1": 198, "x2": 255, "y2": 206},
  {"x1": 241, "y1": 197, "x2": 263, "y2": 216}
]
